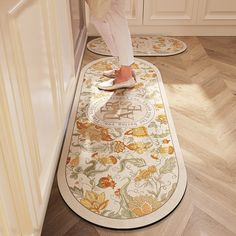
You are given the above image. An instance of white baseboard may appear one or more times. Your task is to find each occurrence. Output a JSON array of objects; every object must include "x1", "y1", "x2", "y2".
[{"x1": 87, "y1": 24, "x2": 236, "y2": 36}]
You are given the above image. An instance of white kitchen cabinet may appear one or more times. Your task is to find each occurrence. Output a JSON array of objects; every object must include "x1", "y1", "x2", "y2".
[
  {"x1": 0, "y1": 0, "x2": 87, "y2": 235},
  {"x1": 86, "y1": 0, "x2": 144, "y2": 34},
  {"x1": 197, "y1": 0, "x2": 236, "y2": 25},
  {"x1": 125, "y1": 0, "x2": 144, "y2": 25},
  {"x1": 87, "y1": 0, "x2": 236, "y2": 36},
  {"x1": 141, "y1": 0, "x2": 236, "y2": 35},
  {"x1": 143, "y1": 0, "x2": 199, "y2": 25}
]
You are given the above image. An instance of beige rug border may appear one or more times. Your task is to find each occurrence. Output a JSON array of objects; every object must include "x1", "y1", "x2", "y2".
[
  {"x1": 87, "y1": 35, "x2": 187, "y2": 57},
  {"x1": 57, "y1": 57, "x2": 187, "y2": 229}
]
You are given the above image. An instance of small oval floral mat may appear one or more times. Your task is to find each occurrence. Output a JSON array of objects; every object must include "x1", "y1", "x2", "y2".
[
  {"x1": 87, "y1": 35, "x2": 187, "y2": 57},
  {"x1": 57, "y1": 57, "x2": 187, "y2": 229}
]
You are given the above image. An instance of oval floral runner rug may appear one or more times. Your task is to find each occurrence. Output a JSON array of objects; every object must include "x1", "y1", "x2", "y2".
[
  {"x1": 87, "y1": 35, "x2": 187, "y2": 57},
  {"x1": 57, "y1": 57, "x2": 187, "y2": 229}
]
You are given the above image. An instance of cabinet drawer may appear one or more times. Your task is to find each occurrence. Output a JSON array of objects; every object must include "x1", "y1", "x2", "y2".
[
  {"x1": 143, "y1": 0, "x2": 198, "y2": 25},
  {"x1": 197, "y1": 0, "x2": 236, "y2": 25}
]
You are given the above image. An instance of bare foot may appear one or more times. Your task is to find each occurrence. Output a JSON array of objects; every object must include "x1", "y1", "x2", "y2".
[{"x1": 114, "y1": 65, "x2": 133, "y2": 84}]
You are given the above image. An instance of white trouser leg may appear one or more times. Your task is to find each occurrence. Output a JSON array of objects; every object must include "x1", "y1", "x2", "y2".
[
  {"x1": 90, "y1": 15, "x2": 119, "y2": 57},
  {"x1": 90, "y1": 0, "x2": 134, "y2": 66}
]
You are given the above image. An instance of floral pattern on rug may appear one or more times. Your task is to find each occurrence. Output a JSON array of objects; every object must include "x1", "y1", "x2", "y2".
[
  {"x1": 87, "y1": 35, "x2": 187, "y2": 56},
  {"x1": 65, "y1": 57, "x2": 179, "y2": 220}
]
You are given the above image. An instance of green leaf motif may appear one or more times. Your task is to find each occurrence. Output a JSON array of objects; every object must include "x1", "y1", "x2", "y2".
[
  {"x1": 166, "y1": 183, "x2": 177, "y2": 201},
  {"x1": 69, "y1": 186, "x2": 83, "y2": 198},
  {"x1": 119, "y1": 158, "x2": 146, "y2": 172},
  {"x1": 159, "y1": 157, "x2": 176, "y2": 174},
  {"x1": 121, "y1": 208, "x2": 132, "y2": 218},
  {"x1": 152, "y1": 132, "x2": 170, "y2": 139},
  {"x1": 70, "y1": 172, "x2": 78, "y2": 180},
  {"x1": 100, "y1": 209, "x2": 111, "y2": 216}
]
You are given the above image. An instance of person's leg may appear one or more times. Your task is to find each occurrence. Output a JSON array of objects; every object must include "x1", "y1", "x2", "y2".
[
  {"x1": 89, "y1": 0, "x2": 135, "y2": 89},
  {"x1": 105, "y1": 0, "x2": 134, "y2": 67},
  {"x1": 104, "y1": 0, "x2": 135, "y2": 83},
  {"x1": 90, "y1": 15, "x2": 119, "y2": 58}
]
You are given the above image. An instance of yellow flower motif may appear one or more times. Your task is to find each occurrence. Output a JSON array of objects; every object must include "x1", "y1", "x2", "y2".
[
  {"x1": 69, "y1": 157, "x2": 80, "y2": 167},
  {"x1": 94, "y1": 93, "x2": 109, "y2": 98},
  {"x1": 76, "y1": 121, "x2": 113, "y2": 142},
  {"x1": 151, "y1": 153, "x2": 159, "y2": 160},
  {"x1": 97, "y1": 156, "x2": 118, "y2": 165},
  {"x1": 157, "y1": 114, "x2": 167, "y2": 124},
  {"x1": 159, "y1": 145, "x2": 174, "y2": 155},
  {"x1": 131, "y1": 63, "x2": 139, "y2": 69},
  {"x1": 134, "y1": 165, "x2": 157, "y2": 182},
  {"x1": 127, "y1": 142, "x2": 152, "y2": 154},
  {"x1": 168, "y1": 146, "x2": 175, "y2": 154},
  {"x1": 128, "y1": 195, "x2": 162, "y2": 217},
  {"x1": 80, "y1": 191, "x2": 109, "y2": 214},
  {"x1": 134, "y1": 82, "x2": 144, "y2": 89},
  {"x1": 85, "y1": 78, "x2": 92, "y2": 86},
  {"x1": 125, "y1": 127, "x2": 148, "y2": 137},
  {"x1": 92, "y1": 62, "x2": 113, "y2": 71},
  {"x1": 155, "y1": 103, "x2": 164, "y2": 109},
  {"x1": 144, "y1": 72, "x2": 157, "y2": 78},
  {"x1": 114, "y1": 141, "x2": 126, "y2": 153}
]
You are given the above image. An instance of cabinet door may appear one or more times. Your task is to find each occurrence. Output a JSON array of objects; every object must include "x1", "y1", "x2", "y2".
[
  {"x1": 125, "y1": 0, "x2": 143, "y2": 25},
  {"x1": 69, "y1": 0, "x2": 87, "y2": 77},
  {"x1": 198, "y1": 0, "x2": 236, "y2": 25},
  {"x1": 70, "y1": 0, "x2": 85, "y2": 44},
  {"x1": 143, "y1": 0, "x2": 198, "y2": 25},
  {"x1": 0, "y1": 0, "x2": 78, "y2": 234}
]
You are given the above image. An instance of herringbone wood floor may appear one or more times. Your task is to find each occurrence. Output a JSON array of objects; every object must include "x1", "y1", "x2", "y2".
[{"x1": 41, "y1": 36, "x2": 236, "y2": 236}]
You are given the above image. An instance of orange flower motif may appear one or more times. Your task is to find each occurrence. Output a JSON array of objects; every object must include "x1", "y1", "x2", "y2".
[
  {"x1": 134, "y1": 165, "x2": 157, "y2": 182},
  {"x1": 127, "y1": 142, "x2": 152, "y2": 154},
  {"x1": 76, "y1": 121, "x2": 113, "y2": 142},
  {"x1": 125, "y1": 127, "x2": 148, "y2": 137},
  {"x1": 100, "y1": 156, "x2": 118, "y2": 165},
  {"x1": 69, "y1": 157, "x2": 80, "y2": 167},
  {"x1": 97, "y1": 175, "x2": 116, "y2": 189},
  {"x1": 151, "y1": 153, "x2": 159, "y2": 160},
  {"x1": 114, "y1": 141, "x2": 126, "y2": 153},
  {"x1": 80, "y1": 191, "x2": 109, "y2": 214},
  {"x1": 76, "y1": 120, "x2": 88, "y2": 129},
  {"x1": 91, "y1": 153, "x2": 118, "y2": 165},
  {"x1": 163, "y1": 139, "x2": 170, "y2": 144},
  {"x1": 100, "y1": 128, "x2": 113, "y2": 141},
  {"x1": 108, "y1": 156, "x2": 117, "y2": 164}
]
